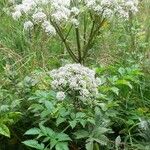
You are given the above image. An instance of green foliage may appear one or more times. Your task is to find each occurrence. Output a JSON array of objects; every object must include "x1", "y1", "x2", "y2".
[
  {"x1": 0, "y1": 87, "x2": 22, "y2": 138},
  {"x1": 23, "y1": 85, "x2": 112, "y2": 149},
  {"x1": 23, "y1": 124, "x2": 71, "y2": 150}
]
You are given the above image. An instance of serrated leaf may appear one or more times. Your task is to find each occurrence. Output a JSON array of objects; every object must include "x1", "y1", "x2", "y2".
[
  {"x1": 87, "y1": 118, "x2": 95, "y2": 125},
  {"x1": 42, "y1": 137, "x2": 50, "y2": 143},
  {"x1": 93, "y1": 136, "x2": 108, "y2": 145},
  {"x1": 50, "y1": 138, "x2": 57, "y2": 149},
  {"x1": 40, "y1": 110, "x2": 51, "y2": 118},
  {"x1": 22, "y1": 140, "x2": 44, "y2": 150},
  {"x1": 74, "y1": 130, "x2": 89, "y2": 139},
  {"x1": 55, "y1": 142, "x2": 69, "y2": 150},
  {"x1": 76, "y1": 112, "x2": 86, "y2": 118},
  {"x1": 25, "y1": 128, "x2": 41, "y2": 135},
  {"x1": 29, "y1": 104, "x2": 44, "y2": 111},
  {"x1": 0, "y1": 124, "x2": 10, "y2": 137},
  {"x1": 57, "y1": 133, "x2": 71, "y2": 141},
  {"x1": 110, "y1": 87, "x2": 119, "y2": 95},
  {"x1": 69, "y1": 120, "x2": 77, "y2": 129},
  {"x1": 56, "y1": 117, "x2": 66, "y2": 126},
  {"x1": 79, "y1": 119, "x2": 87, "y2": 127},
  {"x1": 44, "y1": 101, "x2": 53, "y2": 110},
  {"x1": 39, "y1": 125, "x2": 54, "y2": 137},
  {"x1": 116, "y1": 79, "x2": 133, "y2": 89}
]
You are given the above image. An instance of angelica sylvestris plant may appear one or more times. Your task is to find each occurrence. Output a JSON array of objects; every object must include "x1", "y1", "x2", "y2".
[
  {"x1": 22, "y1": 64, "x2": 112, "y2": 150},
  {"x1": 10, "y1": 0, "x2": 139, "y2": 63}
]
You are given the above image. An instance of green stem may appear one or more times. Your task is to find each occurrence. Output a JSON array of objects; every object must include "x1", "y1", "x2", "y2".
[
  {"x1": 50, "y1": 20, "x2": 78, "y2": 62},
  {"x1": 75, "y1": 27, "x2": 82, "y2": 63},
  {"x1": 82, "y1": 18, "x2": 106, "y2": 61}
]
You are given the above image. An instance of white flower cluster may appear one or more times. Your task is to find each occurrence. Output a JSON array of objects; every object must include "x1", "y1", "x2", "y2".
[
  {"x1": 49, "y1": 64, "x2": 100, "y2": 100},
  {"x1": 56, "y1": 91, "x2": 66, "y2": 101},
  {"x1": 24, "y1": 21, "x2": 34, "y2": 31},
  {"x1": 11, "y1": 0, "x2": 138, "y2": 34},
  {"x1": 11, "y1": 0, "x2": 56, "y2": 35},
  {"x1": 85, "y1": 0, "x2": 139, "y2": 19}
]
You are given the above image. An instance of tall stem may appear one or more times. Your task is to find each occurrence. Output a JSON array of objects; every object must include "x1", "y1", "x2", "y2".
[
  {"x1": 82, "y1": 18, "x2": 106, "y2": 61},
  {"x1": 75, "y1": 27, "x2": 82, "y2": 63},
  {"x1": 50, "y1": 20, "x2": 78, "y2": 62},
  {"x1": 83, "y1": 13, "x2": 87, "y2": 46}
]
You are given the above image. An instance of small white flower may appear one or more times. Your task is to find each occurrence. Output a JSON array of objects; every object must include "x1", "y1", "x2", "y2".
[
  {"x1": 71, "y1": 7, "x2": 80, "y2": 15},
  {"x1": 80, "y1": 89, "x2": 90, "y2": 97},
  {"x1": 56, "y1": 91, "x2": 66, "y2": 101},
  {"x1": 42, "y1": 21, "x2": 56, "y2": 35},
  {"x1": 32, "y1": 12, "x2": 47, "y2": 23},
  {"x1": 71, "y1": 18, "x2": 79, "y2": 27},
  {"x1": 139, "y1": 118, "x2": 149, "y2": 130},
  {"x1": 51, "y1": 80, "x2": 59, "y2": 89},
  {"x1": 12, "y1": 11, "x2": 22, "y2": 20},
  {"x1": 24, "y1": 21, "x2": 34, "y2": 30}
]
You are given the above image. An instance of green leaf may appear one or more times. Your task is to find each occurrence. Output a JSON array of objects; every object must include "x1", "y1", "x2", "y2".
[
  {"x1": 50, "y1": 139, "x2": 57, "y2": 149},
  {"x1": 79, "y1": 119, "x2": 87, "y2": 127},
  {"x1": 22, "y1": 140, "x2": 44, "y2": 150},
  {"x1": 87, "y1": 118, "x2": 96, "y2": 125},
  {"x1": 74, "y1": 130, "x2": 89, "y2": 139},
  {"x1": 110, "y1": 87, "x2": 119, "y2": 95},
  {"x1": 24, "y1": 128, "x2": 41, "y2": 135},
  {"x1": 97, "y1": 127, "x2": 110, "y2": 134},
  {"x1": 44, "y1": 101, "x2": 53, "y2": 110},
  {"x1": 29, "y1": 104, "x2": 44, "y2": 111},
  {"x1": 7, "y1": 112, "x2": 22, "y2": 121},
  {"x1": 86, "y1": 141, "x2": 93, "y2": 150},
  {"x1": 69, "y1": 120, "x2": 77, "y2": 129},
  {"x1": 39, "y1": 124, "x2": 54, "y2": 137},
  {"x1": 118, "y1": 67, "x2": 125, "y2": 75},
  {"x1": 116, "y1": 79, "x2": 133, "y2": 89},
  {"x1": 76, "y1": 112, "x2": 86, "y2": 118},
  {"x1": 0, "y1": 123, "x2": 10, "y2": 137},
  {"x1": 56, "y1": 117, "x2": 66, "y2": 126},
  {"x1": 42, "y1": 137, "x2": 50, "y2": 143},
  {"x1": 93, "y1": 136, "x2": 108, "y2": 145},
  {"x1": 41, "y1": 110, "x2": 51, "y2": 118},
  {"x1": 57, "y1": 133, "x2": 71, "y2": 141},
  {"x1": 55, "y1": 142, "x2": 69, "y2": 150}
]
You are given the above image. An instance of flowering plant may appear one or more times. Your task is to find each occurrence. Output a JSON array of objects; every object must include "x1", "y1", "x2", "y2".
[
  {"x1": 10, "y1": 0, "x2": 139, "y2": 63},
  {"x1": 49, "y1": 63, "x2": 100, "y2": 101},
  {"x1": 21, "y1": 64, "x2": 112, "y2": 150}
]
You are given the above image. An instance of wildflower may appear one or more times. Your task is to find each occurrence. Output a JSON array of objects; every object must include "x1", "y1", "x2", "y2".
[
  {"x1": 32, "y1": 12, "x2": 47, "y2": 23},
  {"x1": 24, "y1": 21, "x2": 34, "y2": 30},
  {"x1": 71, "y1": 18, "x2": 79, "y2": 27},
  {"x1": 56, "y1": 91, "x2": 66, "y2": 101},
  {"x1": 11, "y1": 0, "x2": 139, "y2": 34},
  {"x1": 49, "y1": 64, "x2": 99, "y2": 99},
  {"x1": 42, "y1": 21, "x2": 56, "y2": 35},
  {"x1": 71, "y1": 7, "x2": 80, "y2": 15},
  {"x1": 12, "y1": 11, "x2": 22, "y2": 20}
]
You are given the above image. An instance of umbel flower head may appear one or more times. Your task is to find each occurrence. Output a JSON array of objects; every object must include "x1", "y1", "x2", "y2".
[
  {"x1": 49, "y1": 64, "x2": 100, "y2": 100},
  {"x1": 11, "y1": 0, "x2": 139, "y2": 35}
]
